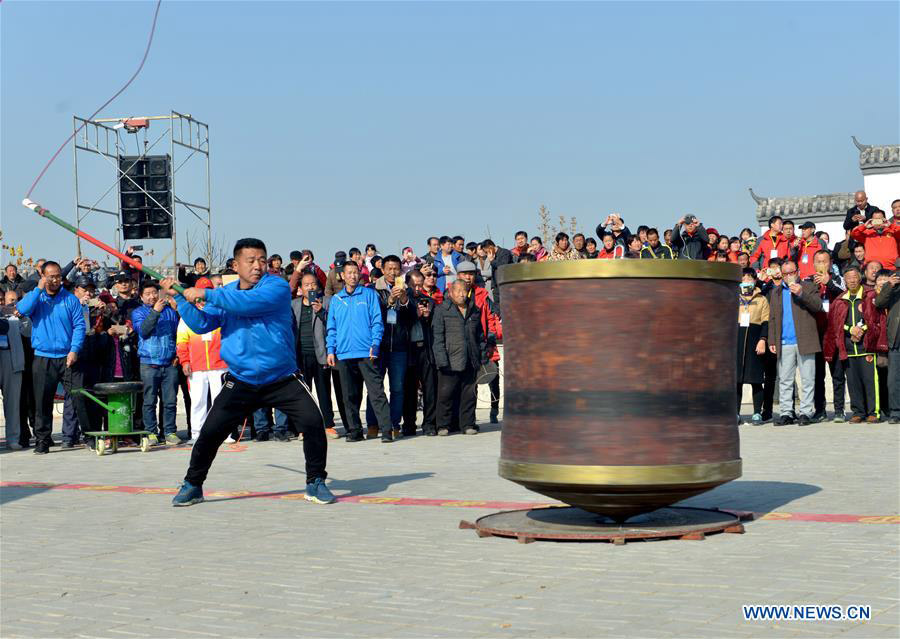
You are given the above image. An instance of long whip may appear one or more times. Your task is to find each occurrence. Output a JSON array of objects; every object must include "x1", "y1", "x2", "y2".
[{"x1": 22, "y1": 198, "x2": 185, "y2": 294}]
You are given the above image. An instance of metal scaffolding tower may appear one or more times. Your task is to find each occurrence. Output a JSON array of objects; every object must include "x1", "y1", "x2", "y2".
[{"x1": 72, "y1": 111, "x2": 211, "y2": 273}]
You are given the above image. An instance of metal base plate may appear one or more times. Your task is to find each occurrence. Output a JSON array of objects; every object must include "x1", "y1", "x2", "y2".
[{"x1": 460, "y1": 506, "x2": 748, "y2": 544}]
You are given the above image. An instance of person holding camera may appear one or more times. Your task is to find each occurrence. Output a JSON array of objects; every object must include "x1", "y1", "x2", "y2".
[
  {"x1": 767, "y1": 260, "x2": 823, "y2": 426},
  {"x1": 737, "y1": 268, "x2": 770, "y2": 425},
  {"x1": 369, "y1": 255, "x2": 415, "y2": 438},
  {"x1": 671, "y1": 214, "x2": 709, "y2": 260},
  {"x1": 849, "y1": 209, "x2": 898, "y2": 271},
  {"x1": 292, "y1": 272, "x2": 346, "y2": 439},
  {"x1": 402, "y1": 270, "x2": 439, "y2": 436},
  {"x1": 59, "y1": 276, "x2": 106, "y2": 448},
  {"x1": 807, "y1": 250, "x2": 846, "y2": 422},
  {"x1": 133, "y1": 281, "x2": 181, "y2": 446},
  {"x1": 596, "y1": 213, "x2": 631, "y2": 250}
]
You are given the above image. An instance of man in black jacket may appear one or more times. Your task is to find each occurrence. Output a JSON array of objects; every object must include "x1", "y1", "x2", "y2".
[
  {"x1": 875, "y1": 271, "x2": 900, "y2": 423},
  {"x1": 432, "y1": 281, "x2": 486, "y2": 436},
  {"x1": 0, "y1": 264, "x2": 25, "y2": 296},
  {"x1": 639, "y1": 228, "x2": 676, "y2": 259},
  {"x1": 291, "y1": 272, "x2": 346, "y2": 439},
  {"x1": 595, "y1": 213, "x2": 631, "y2": 249},
  {"x1": 369, "y1": 255, "x2": 415, "y2": 437},
  {"x1": 671, "y1": 215, "x2": 709, "y2": 260},
  {"x1": 843, "y1": 191, "x2": 880, "y2": 231},
  {"x1": 401, "y1": 270, "x2": 438, "y2": 436},
  {"x1": 481, "y1": 239, "x2": 515, "y2": 305},
  {"x1": 178, "y1": 258, "x2": 210, "y2": 288},
  {"x1": 481, "y1": 239, "x2": 516, "y2": 306}
]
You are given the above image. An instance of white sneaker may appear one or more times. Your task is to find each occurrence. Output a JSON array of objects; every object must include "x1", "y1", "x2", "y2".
[{"x1": 225, "y1": 436, "x2": 236, "y2": 443}]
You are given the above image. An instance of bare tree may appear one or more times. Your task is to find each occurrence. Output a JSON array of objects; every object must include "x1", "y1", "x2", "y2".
[
  {"x1": 181, "y1": 228, "x2": 200, "y2": 267},
  {"x1": 209, "y1": 233, "x2": 230, "y2": 271},
  {"x1": 538, "y1": 205, "x2": 552, "y2": 245}
]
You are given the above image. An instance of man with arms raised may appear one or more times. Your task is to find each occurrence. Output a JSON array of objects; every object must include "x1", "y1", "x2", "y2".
[{"x1": 161, "y1": 238, "x2": 333, "y2": 506}]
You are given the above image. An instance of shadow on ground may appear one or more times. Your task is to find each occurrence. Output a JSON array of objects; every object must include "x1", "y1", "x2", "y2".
[
  {"x1": 682, "y1": 480, "x2": 822, "y2": 515},
  {"x1": 0, "y1": 484, "x2": 56, "y2": 506},
  {"x1": 266, "y1": 464, "x2": 434, "y2": 497}
]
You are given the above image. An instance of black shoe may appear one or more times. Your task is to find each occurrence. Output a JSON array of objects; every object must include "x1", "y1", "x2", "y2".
[
  {"x1": 255, "y1": 432, "x2": 270, "y2": 442},
  {"x1": 889, "y1": 417, "x2": 900, "y2": 424},
  {"x1": 774, "y1": 415, "x2": 795, "y2": 426},
  {"x1": 797, "y1": 415, "x2": 811, "y2": 426},
  {"x1": 760, "y1": 412, "x2": 773, "y2": 422},
  {"x1": 812, "y1": 412, "x2": 826, "y2": 423},
  {"x1": 381, "y1": 432, "x2": 394, "y2": 443},
  {"x1": 345, "y1": 432, "x2": 364, "y2": 442},
  {"x1": 60, "y1": 441, "x2": 75, "y2": 449},
  {"x1": 272, "y1": 431, "x2": 291, "y2": 442},
  {"x1": 489, "y1": 414, "x2": 499, "y2": 424},
  {"x1": 33, "y1": 445, "x2": 49, "y2": 455}
]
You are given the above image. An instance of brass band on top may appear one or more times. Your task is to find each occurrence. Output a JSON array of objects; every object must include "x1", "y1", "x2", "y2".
[
  {"x1": 495, "y1": 259, "x2": 742, "y2": 285},
  {"x1": 498, "y1": 459, "x2": 743, "y2": 486}
]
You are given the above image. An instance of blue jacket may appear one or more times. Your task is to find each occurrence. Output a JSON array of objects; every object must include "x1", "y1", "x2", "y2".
[
  {"x1": 326, "y1": 285, "x2": 383, "y2": 360},
  {"x1": 175, "y1": 274, "x2": 296, "y2": 386},
  {"x1": 132, "y1": 303, "x2": 179, "y2": 366},
  {"x1": 433, "y1": 250, "x2": 463, "y2": 292},
  {"x1": 16, "y1": 287, "x2": 85, "y2": 358}
]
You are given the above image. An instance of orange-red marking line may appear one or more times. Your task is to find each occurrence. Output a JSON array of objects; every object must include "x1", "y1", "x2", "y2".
[{"x1": 2, "y1": 481, "x2": 898, "y2": 524}]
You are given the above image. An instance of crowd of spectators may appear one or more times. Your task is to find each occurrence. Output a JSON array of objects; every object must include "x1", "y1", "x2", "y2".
[{"x1": 1, "y1": 190, "x2": 899, "y2": 452}]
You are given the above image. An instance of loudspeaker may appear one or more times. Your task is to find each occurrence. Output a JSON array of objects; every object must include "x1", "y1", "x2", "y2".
[
  {"x1": 150, "y1": 209, "x2": 172, "y2": 224},
  {"x1": 121, "y1": 192, "x2": 145, "y2": 210},
  {"x1": 123, "y1": 224, "x2": 149, "y2": 240},
  {"x1": 118, "y1": 154, "x2": 172, "y2": 240},
  {"x1": 149, "y1": 222, "x2": 172, "y2": 239},
  {"x1": 122, "y1": 209, "x2": 147, "y2": 225}
]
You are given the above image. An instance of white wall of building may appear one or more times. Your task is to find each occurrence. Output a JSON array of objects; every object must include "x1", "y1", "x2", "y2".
[{"x1": 864, "y1": 171, "x2": 900, "y2": 213}]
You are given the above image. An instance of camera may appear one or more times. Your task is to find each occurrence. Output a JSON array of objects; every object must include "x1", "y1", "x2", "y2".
[{"x1": 307, "y1": 290, "x2": 322, "y2": 304}]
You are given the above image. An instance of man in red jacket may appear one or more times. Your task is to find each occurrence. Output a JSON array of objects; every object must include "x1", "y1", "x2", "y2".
[
  {"x1": 795, "y1": 222, "x2": 824, "y2": 279},
  {"x1": 823, "y1": 265, "x2": 883, "y2": 423},
  {"x1": 750, "y1": 215, "x2": 790, "y2": 270},
  {"x1": 849, "y1": 210, "x2": 898, "y2": 272}
]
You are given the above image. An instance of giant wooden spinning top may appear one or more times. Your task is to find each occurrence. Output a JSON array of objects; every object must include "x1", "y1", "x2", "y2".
[{"x1": 496, "y1": 259, "x2": 742, "y2": 522}]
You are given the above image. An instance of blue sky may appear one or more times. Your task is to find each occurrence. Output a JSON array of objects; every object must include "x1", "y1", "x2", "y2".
[{"x1": 2, "y1": 1, "x2": 898, "y2": 268}]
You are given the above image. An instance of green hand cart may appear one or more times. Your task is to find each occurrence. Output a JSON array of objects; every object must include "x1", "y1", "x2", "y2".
[{"x1": 76, "y1": 381, "x2": 151, "y2": 456}]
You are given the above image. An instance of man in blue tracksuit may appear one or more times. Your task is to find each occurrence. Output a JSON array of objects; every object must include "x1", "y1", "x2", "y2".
[
  {"x1": 132, "y1": 281, "x2": 181, "y2": 445},
  {"x1": 161, "y1": 238, "x2": 332, "y2": 506},
  {"x1": 325, "y1": 260, "x2": 393, "y2": 442},
  {"x1": 16, "y1": 260, "x2": 87, "y2": 454},
  {"x1": 432, "y1": 235, "x2": 463, "y2": 292}
]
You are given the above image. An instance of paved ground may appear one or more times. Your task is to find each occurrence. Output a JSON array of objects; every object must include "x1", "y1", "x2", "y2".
[{"x1": 1, "y1": 392, "x2": 899, "y2": 638}]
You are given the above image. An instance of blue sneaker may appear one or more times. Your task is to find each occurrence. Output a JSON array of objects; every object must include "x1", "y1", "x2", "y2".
[
  {"x1": 304, "y1": 478, "x2": 335, "y2": 504},
  {"x1": 172, "y1": 481, "x2": 204, "y2": 507}
]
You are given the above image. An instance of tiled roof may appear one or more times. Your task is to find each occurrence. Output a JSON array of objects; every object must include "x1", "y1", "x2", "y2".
[
  {"x1": 750, "y1": 189, "x2": 854, "y2": 223},
  {"x1": 852, "y1": 136, "x2": 900, "y2": 171}
]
